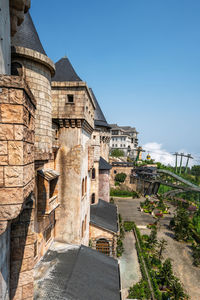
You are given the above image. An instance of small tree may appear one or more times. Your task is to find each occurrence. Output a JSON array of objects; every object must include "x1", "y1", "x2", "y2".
[
  {"x1": 159, "y1": 258, "x2": 174, "y2": 288},
  {"x1": 171, "y1": 207, "x2": 191, "y2": 241},
  {"x1": 156, "y1": 238, "x2": 167, "y2": 260},
  {"x1": 115, "y1": 172, "x2": 127, "y2": 183},
  {"x1": 110, "y1": 149, "x2": 125, "y2": 157},
  {"x1": 192, "y1": 243, "x2": 200, "y2": 267},
  {"x1": 147, "y1": 228, "x2": 157, "y2": 250},
  {"x1": 170, "y1": 277, "x2": 188, "y2": 300}
]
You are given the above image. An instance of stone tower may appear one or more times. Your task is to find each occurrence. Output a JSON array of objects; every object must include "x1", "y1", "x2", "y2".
[
  {"x1": 52, "y1": 57, "x2": 95, "y2": 245},
  {"x1": 11, "y1": 12, "x2": 55, "y2": 159},
  {"x1": 90, "y1": 89, "x2": 111, "y2": 204}
]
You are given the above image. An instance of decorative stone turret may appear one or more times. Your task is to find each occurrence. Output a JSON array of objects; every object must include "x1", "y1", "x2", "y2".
[{"x1": 11, "y1": 12, "x2": 55, "y2": 160}]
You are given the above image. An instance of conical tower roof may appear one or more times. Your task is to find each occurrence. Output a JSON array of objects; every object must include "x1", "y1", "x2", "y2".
[
  {"x1": 12, "y1": 12, "x2": 46, "y2": 55},
  {"x1": 90, "y1": 89, "x2": 110, "y2": 128},
  {"x1": 52, "y1": 57, "x2": 82, "y2": 82}
]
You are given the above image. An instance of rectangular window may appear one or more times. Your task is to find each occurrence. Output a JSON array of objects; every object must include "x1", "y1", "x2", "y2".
[
  {"x1": 34, "y1": 241, "x2": 37, "y2": 258},
  {"x1": 67, "y1": 94, "x2": 74, "y2": 103},
  {"x1": 50, "y1": 178, "x2": 58, "y2": 199},
  {"x1": 44, "y1": 226, "x2": 52, "y2": 243}
]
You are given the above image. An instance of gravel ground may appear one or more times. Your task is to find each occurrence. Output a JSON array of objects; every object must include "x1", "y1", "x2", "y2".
[
  {"x1": 119, "y1": 232, "x2": 141, "y2": 299},
  {"x1": 115, "y1": 197, "x2": 200, "y2": 300}
]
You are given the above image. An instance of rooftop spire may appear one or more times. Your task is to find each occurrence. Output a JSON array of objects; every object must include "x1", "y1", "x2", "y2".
[
  {"x1": 90, "y1": 89, "x2": 110, "y2": 128},
  {"x1": 12, "y1": 12, "x2": 46, "y2": 55},
  {"x1": 52, "y1": 57, "x2": 82, "y2": 82}
]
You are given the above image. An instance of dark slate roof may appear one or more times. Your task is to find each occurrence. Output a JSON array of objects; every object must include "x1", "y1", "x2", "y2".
[
  {"x1": 12, "y1": 12, "x2": 46, "y2": 55},
  {"x1": 34, "y1": 244, "x2": 121, "y2": 300},
  {"x1": 90, "y1": 199, "x2": 118, "y2": 233},
  {"x1": 52, "y1": 57, "x2": 82, "y2": 82},
  {"x1": 99, "y1": 156, "x2": 112, "y2": 170},
  {"x1": 89, "y1": 89, "x2": 111, "y2": 128}
]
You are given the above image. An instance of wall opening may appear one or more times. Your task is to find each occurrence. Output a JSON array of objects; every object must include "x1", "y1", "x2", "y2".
[
  {"x1": 96, "y1": 238, "x2": 110, "y2": 256},
  {"x1": 91, "y1": 193, "x2": 95, "y2": 204}
]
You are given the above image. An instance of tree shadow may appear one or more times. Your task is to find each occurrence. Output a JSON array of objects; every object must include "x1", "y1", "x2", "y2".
[{"x1": 164, "y1": 231, "x2": 175, "y2": 239}]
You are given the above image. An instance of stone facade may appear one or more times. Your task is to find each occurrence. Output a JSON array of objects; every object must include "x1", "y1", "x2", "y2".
[
  {"x1": 52, "y1": 80, "x2": 95, "y2": 245},
  {"x1": 99, "y1": 170, "x2": 110, "y2": 202},
  {"x1": 110, "y1": 159, "x2": 137, "y2": 190},
  {"x1": 0, "y1": 75, "x2": 36, "y2": 300}
]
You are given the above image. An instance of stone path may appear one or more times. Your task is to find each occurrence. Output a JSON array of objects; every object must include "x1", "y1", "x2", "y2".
[{"x1": 119, "y1": 231, "x2": 141, "y2": 299}]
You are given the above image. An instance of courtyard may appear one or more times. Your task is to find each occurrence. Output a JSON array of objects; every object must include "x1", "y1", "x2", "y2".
[{"x1": 115, "y1": 197, "x2": 200, "y2": 300}]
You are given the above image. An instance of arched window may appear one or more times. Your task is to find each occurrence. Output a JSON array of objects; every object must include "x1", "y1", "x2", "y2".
[
  {"x1": 91, "y1": 193, "x2": 95, "y2": 204},
  {"x1": 96, "y1": 238, "x2": 110, "y2": 256},
  {"x1": 82, "y1": 178, "x2": 85, "y2": 197},
  {"x1": 85, "y1": 176, "x2": 87, "y2": 194},
  {"x1": 81, "y1": 220, "x2": 84, "y2": 237},
  {"x1": 11, "y1": 62, "x2": 23, "y2": 76},
  {"x1": 92, "y1": 168, "x2": 96, "y2": 179}
]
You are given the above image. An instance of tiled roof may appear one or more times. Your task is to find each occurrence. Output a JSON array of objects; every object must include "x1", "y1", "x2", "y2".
[
  {"x1": 52, "y1": 57, "x2": 82, "y2": 82},
  {"x1": 99, "y1": 156, "x2": 112, "y2": 170},
  {"x1": 12, "y1": 12, "x2": 46, "y2": 55},
  {"x1": 90, "y1": 199, "x2": 118, "y2": 233},
  {"x1": 34, "y1": 243, "x2": 121, "y2": 300},
  {"x1": 89, "y1": 89, "x2": 110, "y2": 129}
]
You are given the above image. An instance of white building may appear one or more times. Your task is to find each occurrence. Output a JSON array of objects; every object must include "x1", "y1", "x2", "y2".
[{"x1": 109, "y1": 124, "x2": 139, "y2": 158}]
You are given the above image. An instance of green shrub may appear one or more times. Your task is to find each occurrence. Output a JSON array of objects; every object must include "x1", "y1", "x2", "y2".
[
  {"x1": 110, "y1": 188, "x2": 139, "y2": 198},
  {"x1": 124, "y1": 221, "x2": 134, "y2": 232},
  {"x1": 110, "y1": 149, "x2": 124, "y2": 157},
  {"x1": 115, "y1": 172, "x2": 127, "y2": 183}
]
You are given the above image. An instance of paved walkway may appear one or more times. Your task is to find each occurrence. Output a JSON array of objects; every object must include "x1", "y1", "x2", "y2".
[
  {"x1": 119, "y1": 231, "x2": 141, "y2": 300},
  {"x1": 115, "y1": 197, "x2": 200, "y2": 300}
]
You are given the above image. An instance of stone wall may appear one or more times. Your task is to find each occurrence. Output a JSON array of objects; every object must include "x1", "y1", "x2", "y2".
[
  {"x1": 0, "y1": 75, "x2": 35, "y2": 232},
  {"x1": 0, "y1": 75, "x2": 36, "y2": 300},
  {"x1": 110, "y1": 165, "x2": 137, "y2": 190},
  {"x1": 55, "y1": 127, "x2": 91, "y2": 245},
  {"x1": 99, "y1": 170, "x2": 110, "y2": 202}
]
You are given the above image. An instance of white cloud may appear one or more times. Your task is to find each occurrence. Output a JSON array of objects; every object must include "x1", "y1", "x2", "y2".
[
  {"x1": 142, "y1": 142, "x2": 198, "y2": 167},
  {"x1": 142, "y1": 142, "x2": 175, "y2": 166}
]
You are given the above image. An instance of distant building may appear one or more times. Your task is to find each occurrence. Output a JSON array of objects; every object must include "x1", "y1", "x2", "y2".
[{"x1": 109, "y1": 124, "x2": 139, "y2": 158}]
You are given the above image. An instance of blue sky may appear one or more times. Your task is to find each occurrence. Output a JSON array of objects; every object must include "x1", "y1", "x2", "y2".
[{"x1": 31, "y1": 0, "x2": 200, "y2": 163}]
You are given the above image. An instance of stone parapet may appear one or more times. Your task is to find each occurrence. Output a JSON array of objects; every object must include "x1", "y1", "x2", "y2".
[
  {"x1": 11, "y1": 46, "x2": 55, "y2": 76},
  {"x1": 52, "y1": 81, "x2": 95, "y2": 131},
  {"x1": 0, "y1": 75, "x2": 35, "y2": 233}
]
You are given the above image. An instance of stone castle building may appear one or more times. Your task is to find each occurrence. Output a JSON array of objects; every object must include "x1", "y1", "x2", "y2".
[{"x1": 0, "y1": 3, "x2": 120, "y2": 300}]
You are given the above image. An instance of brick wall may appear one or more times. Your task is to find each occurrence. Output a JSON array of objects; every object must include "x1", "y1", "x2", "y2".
[{"x1": 0, "y1": 75, "x2": 36, "y2": 300}]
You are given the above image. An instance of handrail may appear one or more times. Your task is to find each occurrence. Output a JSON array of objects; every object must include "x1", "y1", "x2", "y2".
[{"x1": 157, "y1": 169, "x2": 200, "y2": 191}]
